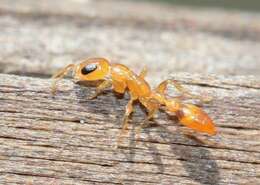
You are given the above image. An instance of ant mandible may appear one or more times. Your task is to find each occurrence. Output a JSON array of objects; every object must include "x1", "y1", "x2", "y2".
[{"x1": 51, "y1": 58, "x2": 217, "y2": 145}]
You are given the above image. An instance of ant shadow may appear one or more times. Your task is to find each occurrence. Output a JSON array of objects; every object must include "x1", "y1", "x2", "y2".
[
  {"x1": 120, "y1": 112, "x2": 220, "y2": 185},
  {"x1": 158, "y1": 118, "x2": 220, "y2": 185},
  {"x1": 137, "y1": 118, "x2": 219, "y2": 184},
  {"x1": 74, "y1": 85, "x2": 220, "y2": 185}
]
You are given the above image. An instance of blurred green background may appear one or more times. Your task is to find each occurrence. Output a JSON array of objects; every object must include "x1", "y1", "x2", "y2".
[{"x1": 142, "y1": 0, "x2": 260, "y2": 11}]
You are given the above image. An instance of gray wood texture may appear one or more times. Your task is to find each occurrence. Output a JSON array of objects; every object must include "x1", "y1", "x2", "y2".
[
  {"x1": 0, "y1": 0, "x2": 260, "y2": 184},
  {"x1": 0, "y1": 73, "x2": 259, "y2": 185}
]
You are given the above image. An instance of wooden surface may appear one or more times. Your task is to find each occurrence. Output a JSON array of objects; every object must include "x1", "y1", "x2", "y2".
[
  {"x1": 0, "y1": 0, "x2": 260, "y2": 184},
  {"x1": 0, "y1": 73, "x2": 259, "y2": 185}
]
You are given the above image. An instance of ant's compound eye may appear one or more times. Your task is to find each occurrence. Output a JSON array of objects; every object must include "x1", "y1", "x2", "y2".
[{"x1": 81, "y1": 64, "x2": 97, "y2": 75}]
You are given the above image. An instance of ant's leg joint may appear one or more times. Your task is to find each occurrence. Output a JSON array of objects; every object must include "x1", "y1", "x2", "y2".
[{"x1": 87, "y1": 80, "x2": 112, "y2": 100}]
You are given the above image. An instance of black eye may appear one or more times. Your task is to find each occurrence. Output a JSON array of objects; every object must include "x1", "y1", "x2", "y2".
[{"x1": 81, "y1": 64, "x2": 97, "y2": 75}]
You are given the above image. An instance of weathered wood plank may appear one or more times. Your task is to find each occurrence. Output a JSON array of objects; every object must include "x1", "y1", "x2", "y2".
[
  {"x1": 0, "y1": 73, "x2": 259, "y2": 185},
  {"x1": 0, "y1": 0, "x2": 260, "y2": 77},
  {"x1": 1, "y1": 0, "x2": 260, "y2": 40},
  {"x1": 0, "y1": 0, "x2": 260, "y2": 184}
]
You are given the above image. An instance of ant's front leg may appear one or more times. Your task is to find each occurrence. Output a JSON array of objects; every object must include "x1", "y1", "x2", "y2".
[
  {"x1": 87, "y1": 80, "x2": 112, "y2": 100},
  {"x1": 51, "y1": 64, "x2": 75, "y2": 95}
]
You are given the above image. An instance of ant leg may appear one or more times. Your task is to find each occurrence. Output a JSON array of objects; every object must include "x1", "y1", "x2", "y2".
[
  {"x1": 136, "y1": 109, "x2": 157, "y2": 140},
  {"x1": 87, "y1": 80, "x2": 112, "y2": 100},
  {"x1": 170, "y1": 80, "x2": 212, "y2": 102},
  {"x1": 117, "y1": 96, "x2": 137, "y2": 147},
  {"x1": 51, "y1": 64, "x2": 75, "y2": 95},
  {"x1": 136, "y1": 98, "x2": 160, "y2": 140},
  {"x1": 139, "y1": 65, "x2": 147, "y2": 79},
  {"x1": 155, "y1": 79, "x2": 212, "y2": 103},
  {"x1": 155, "y1": 80, "x2": 168, "y2": 94},
  {"x1": 181, "y1": 128, "x2": 220, "y2": 147},
  {"x1": 179, "y1": 128, "x2": 207, "y2": 144}
]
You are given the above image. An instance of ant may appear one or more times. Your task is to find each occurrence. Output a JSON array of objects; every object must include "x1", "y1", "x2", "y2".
[{"x1": 51, "y1": 58, "x2": 216, "y2": 146}]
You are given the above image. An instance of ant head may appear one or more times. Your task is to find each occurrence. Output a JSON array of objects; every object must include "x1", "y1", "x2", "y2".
[{"x1": 74, "y1": 58, "x2": 110, "y2": 81}]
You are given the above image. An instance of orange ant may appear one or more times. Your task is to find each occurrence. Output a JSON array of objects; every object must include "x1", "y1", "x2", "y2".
[{"x1": 52, "y1": 58, "x2": 216, "y2": 145}]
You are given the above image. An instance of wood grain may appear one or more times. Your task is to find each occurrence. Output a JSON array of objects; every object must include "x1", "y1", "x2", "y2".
[
  {"x1": 0, "y1": 0, "x2": 260, "y2": 184},
  {"x1": 0, "y1": 73, "x2": 259, "y2": 185}
]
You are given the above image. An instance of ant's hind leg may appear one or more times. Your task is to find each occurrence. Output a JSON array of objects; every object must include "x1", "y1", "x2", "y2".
[
  {"x1": 87, "y1": 80, "x2": 112, "y2": 100},
  {"x1": 181, "y1": 128, "x2": 221, "y2": 147},
  {"x1": 171, "y1": 80, "x2": 212, "y2": 102},
  {"x1": 51, "y1": 64, "x2": 75, "y2": 95},
  {"x1": 155, "y1": 79, "x2": 212, "y2": 103}
]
